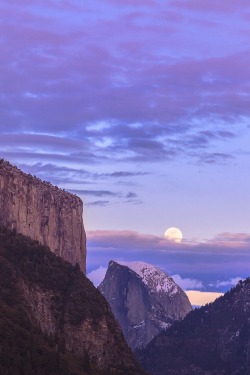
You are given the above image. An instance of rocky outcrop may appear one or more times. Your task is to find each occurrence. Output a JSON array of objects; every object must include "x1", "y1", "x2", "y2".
[
  {"x1": 137, "y1": 279, "x2": 250, "y2": 375},
  {"x1": 0, "y1": 227, "x2": 145, "y2": 375},
  {"x1": 0, "y1": 159, "x2": 86, "y2": 272},
  {"x1": 98, "y1": 260, "x2": 192, "y2": 349}
]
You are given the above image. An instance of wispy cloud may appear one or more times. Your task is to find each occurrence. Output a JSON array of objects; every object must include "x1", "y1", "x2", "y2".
[
  {"x1": 198, "y1": 152, "x2": 234, "y2": 165},
  {"x1": 71, "y1": 189, "x2": 120, "y2": 198},
  {"x1": 85, "y1": 200, "x2": 110, "y2": 207},
  {"x1": 171, "y1": 274, "x2": 204, "y2": 290},
  {"x1": 209, "y1": 277, "x2": 243, "y2": 288}
]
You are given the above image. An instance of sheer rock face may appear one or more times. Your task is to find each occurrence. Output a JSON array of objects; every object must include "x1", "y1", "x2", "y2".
[
  {"x1": 98, "y1": 261, "x2": 192, "y2": 349},
  {"x1": 0, "y1": 159, "x2": 86, "y2": 272}
]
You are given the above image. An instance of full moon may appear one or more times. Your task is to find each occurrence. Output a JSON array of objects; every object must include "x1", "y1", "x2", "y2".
[{"x1": 164, "y1": 227, "x2": 183, "y2": 243}]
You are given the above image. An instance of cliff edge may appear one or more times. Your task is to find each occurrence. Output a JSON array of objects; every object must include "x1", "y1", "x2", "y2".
[{"x1": 0, "y1": 159, "x2": 86, "y2": 272}]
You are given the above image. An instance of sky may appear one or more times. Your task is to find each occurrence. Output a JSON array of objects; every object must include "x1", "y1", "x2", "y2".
[{"x1": 1, "y1": 0, "x2": 250, "y2": 303}]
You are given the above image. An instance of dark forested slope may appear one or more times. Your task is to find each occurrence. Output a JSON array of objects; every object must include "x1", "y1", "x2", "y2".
[
  {"x1": 138, "y1": 278, "x2": 250, "y2": 375},
  {"x1": 0, "y1": 227, "x2": 145, "y2": 375}
]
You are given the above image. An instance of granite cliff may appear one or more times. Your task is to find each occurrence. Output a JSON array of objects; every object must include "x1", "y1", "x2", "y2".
[
  {"x1": 0, "y1": 159, "x2": 86, "y2": 272},
  {"x1": 138, "y1": 278, "x2": 250, "y2": 375},
  {"x1": 0, "y1": 227, "x2": 146, "y2": 375},
  {"x1": 98, "y1": 260, "x2": 192, "y2": 349}
]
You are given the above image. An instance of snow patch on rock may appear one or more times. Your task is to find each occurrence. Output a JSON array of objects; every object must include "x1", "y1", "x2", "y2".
[{"x1": 116, "y1": 260, "x2": 179, "y2": 296}]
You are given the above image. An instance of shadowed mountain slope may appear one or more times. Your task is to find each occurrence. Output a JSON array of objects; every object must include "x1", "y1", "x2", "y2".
[
  {"x1": 0, "y1": 227, "x2": 146, "y2": 375},
  {"x1": 137, "y1": 278, "x2": 250, "y2": 375}
]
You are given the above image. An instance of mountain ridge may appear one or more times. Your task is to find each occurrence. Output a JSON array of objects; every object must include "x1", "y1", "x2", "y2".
[
  {"x1": 137, "y1": 277, "x2": 250, "y2": 375},
  {"x1": 99, "y1": 260, "x2": 192, "y2": 349},
  {"x1": 0, "y1": 226, "x2": 146, "y2": 375}
]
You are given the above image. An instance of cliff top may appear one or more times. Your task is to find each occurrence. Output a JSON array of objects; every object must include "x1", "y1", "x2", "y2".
[{"x1": 0, "y1": 158, "x2": 82, "y2": 204}]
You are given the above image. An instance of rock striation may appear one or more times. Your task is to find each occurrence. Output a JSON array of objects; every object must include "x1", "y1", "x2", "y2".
[
  {"x1": 0, "y1": 159, "x2": 86, "y2": 272},
  {"x1": 138, "y1": 278, "x2": 250, "y2": 375},
  {"x1": 98, "y1": 260, "x2": 192, "y2": 349},
  {"x1": 0, "y1": 227, "x2": 145, "y2": 375}
]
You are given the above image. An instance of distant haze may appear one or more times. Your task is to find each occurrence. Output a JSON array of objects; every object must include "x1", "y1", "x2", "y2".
[{"x1": 185, "y1": 291, "x2": 224, "y2": 306}]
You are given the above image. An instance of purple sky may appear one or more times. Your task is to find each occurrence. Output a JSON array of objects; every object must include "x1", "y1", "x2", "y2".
[{"x1": 1, "y1": 0, "x2": 250, "y2": 295}]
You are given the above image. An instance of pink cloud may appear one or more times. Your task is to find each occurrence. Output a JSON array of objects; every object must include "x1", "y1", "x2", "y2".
[
  {"x1": 208, "y1": 233, "x2": 250, "y2": 248},
  {"x1": 87, "y1": 230, "x2": 250, "y2": 253},
  {"x1": 86, "y1": 230, "x2": 250, "y2": 293}
]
